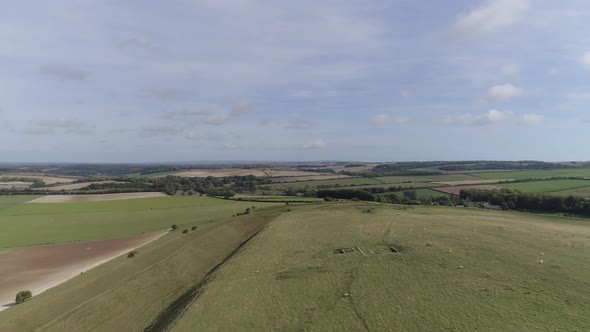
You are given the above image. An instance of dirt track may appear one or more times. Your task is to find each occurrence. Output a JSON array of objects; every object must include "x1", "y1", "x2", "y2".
[{"x1": 0, "y1": 232, "x2": 166, "y2": 310}]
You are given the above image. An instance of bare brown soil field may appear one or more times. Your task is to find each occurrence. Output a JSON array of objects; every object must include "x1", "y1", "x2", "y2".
[
  {"x1": 0, "y1": 232, "x2": 166, "y2": 310},
  {"x1": 442, "y1": 169, "x2": 516, "y2": 174},
  {"x1": 44, "y1": 181, "x2": 124, "y2": 191},
  {"x1": 270, "y1": 174, "x2": 351, "y2": 182},
  {"x1": 0, "y1": 182, "x2": 32, "y2": 189},
  {"x1": 171, "y1": 168, "x2": 318, "y2": 178},
  {"x1": 432, "y1": 179, "x2": 511, "y2": 186},
  {"x1": 433, "y1": 185, "x2": 501, "y2": 195},
  {"x1": 0, "y1": 174, "x2": 76, "y2": 184},
  {"x1": 28, "y1": 192, "x2": 167, "y2": 203}
]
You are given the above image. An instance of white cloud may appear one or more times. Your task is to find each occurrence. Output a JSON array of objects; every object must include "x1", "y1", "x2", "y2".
[
  {"x1": 25, "y1": 117, "x2": 93, "y2": 135},
  {"x1": 285, "y1": 119, "x2": 313, "y2": 130},
  {"x1": 371, "y1": 114, "x2": 410, "y2": 126},
  {"x1": 202, "y1": 101, "x2": 252, "y2": 125},
  {"x1": 203, "y1": 114, "x2": 231, "y2": 125},
  {"x1": 520, "y1": 113, "x2": 545, "y2": 125},
  {"x1": 441, "y1": 109, "x2": 512, "y2": 126},
  {"x1": 567, "y1": 92, "x2": 590, "y2": 100},
  {"x1": 184, "y1": 131, "x2": 200, "y2": 140},
  {"x1": 290, "y1": 90, "x2": 313, "y2": 99},
  {"x1": 139, "y1": 124, "x2": 177, "y2": 137},
  {"x1": 487, "y1": 83, "x2": 524, "y2": 102},
  {"x1": 303, "y1": 139, "x2": 327, "y2": 150},
  {"x1": 500, "y1": 63, "x2": 519, "y2": 76},
  {"x1": 400, "y1": 90, "x2": 412, "y2": 97},
  {"x1": 40, "y1": 65, "x2": 89, "y2": 81},
  {"x1": 229, "y1": 100, "x2": 252, "y2": 116},
  {"x1": 219, "y1": 143, "x2": 244, "y2": 150},
  {"x1": 453, "y1": 0, "x2": 529, "y2": 37},
  {"x1": 579, "y1": 52, "x2": 590, "y2": 71}
]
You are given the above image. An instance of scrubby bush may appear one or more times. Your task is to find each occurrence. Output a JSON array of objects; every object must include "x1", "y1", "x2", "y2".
[
  {"x1": 182, "y1": 229, "x2": 188, "y2": 234},
  {"x1": 191, "y1": 226, "x2": 198, "y2": 231},
  {"x1": 324, "y1": 197, "x2": 334, "y2": 202},
  {"x1": 127, "y1": 250, "x2": 138, "y2": 258},
  {"x1": 15, "y1": 290, "x2": 32, "y2": 304},
  {"x1": 171, "y1": 224, "x2": 178, "y2": 231}
]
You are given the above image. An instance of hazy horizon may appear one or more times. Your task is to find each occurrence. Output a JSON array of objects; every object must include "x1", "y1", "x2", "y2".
[{"x1": 2, "y1": 0, "x2": 589, "y2": 162}]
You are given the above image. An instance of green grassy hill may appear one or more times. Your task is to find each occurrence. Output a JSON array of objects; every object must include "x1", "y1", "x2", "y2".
[
  {"x1": 0, "y1": 205, "x2": 288, "y2": 331},
  {"x1": 173, "y1": 203, "x2": 590, "y2": 331},
  {"x1": 3, "y1": 200, "x2": 590, "y2": 331}
]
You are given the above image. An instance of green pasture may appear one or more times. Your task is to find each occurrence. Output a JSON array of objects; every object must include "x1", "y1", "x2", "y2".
[
  {"x1": 500, "y1": 179, "x2": 590, "y2": 193},
  {"x1": 0, "y1": 196, "x2": 275, "y2": 249}
]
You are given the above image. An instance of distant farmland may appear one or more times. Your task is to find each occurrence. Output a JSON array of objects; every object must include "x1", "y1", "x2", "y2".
[
  {"x1": 0, "y1": 196, "x2": 276, "y2": 249},
  {"x1": 500, "y1": 179, "x2": 590, "y2": 193},
  {"x1": 474, "y1": 168, "x2": 590, "y2": 180}
]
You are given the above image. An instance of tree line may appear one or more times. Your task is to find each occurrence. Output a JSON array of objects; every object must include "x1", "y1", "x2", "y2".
[{"x1": 459, "y1": 188, "x2": 590, "y2": 215}]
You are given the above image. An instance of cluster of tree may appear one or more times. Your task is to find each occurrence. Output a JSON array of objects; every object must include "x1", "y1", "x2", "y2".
[
  {"x1": 381, "y1": 191, "x2": 455, "y2": 206},
  {"x1": 459, "y1": 188, "x2": 590, "y2": 215},
  {"x1": 498, "y1": 177, "x2": 590, "y2": 183},
  {"x1": 363, "y1": 186, "x2": 415, "y2": 194},
  {"x1": 234, "y1": 207, "x2": 254, "y2": 217},
  {"x1": 316, "y1": 189, "x2": 376, "y2": 201}
]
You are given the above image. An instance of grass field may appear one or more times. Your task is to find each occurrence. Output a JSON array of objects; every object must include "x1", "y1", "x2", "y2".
[
  {"x1": 474, "y1": 169, "x2": 590, "y2": 180},
  {"x1": 268, "y1": 177, "x2": 382, "y2": 189},
  {"x1": 373, "y1": 174, "x2": 478, "y2": 184},
  {"x1": 0, "y1": 195, "x2": 39, "y2": 212},
  {"x1": 233, "y1": 196, "x2": 324, "y2": 202},
  {"x1": 500, "y1": 179, "x2": 590, "y2": 193},
  {"x1": 0, "y1": 196, "x2": 275, "y2": 249},
  {"x1": 172, "y1": 203, "x2": 590, "y2": 331},
  {"x1": 554, "y1": 186, "x2": 590, "y2": 198},
  {"x1": 0, "y1": 205, "x2": 289, "y2": 331}
]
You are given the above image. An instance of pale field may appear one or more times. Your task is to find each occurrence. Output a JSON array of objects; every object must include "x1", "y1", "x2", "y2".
[
  {"x1": 27, "y1": 192, "x2": 168, "y2": 203},
  {"x1": 0, "y1": 182, "x2": 32, "y2": 189},
  {"x1": 171, "y1": 168, "x2": 319, "y2": 178},
  {"x1": 431, "y1": 179, "x2": 511, "y2": 186},
  {"x1": 271, "y1": 175, "x2": 352, "y2": 182},
  {"x1": 44, "y1": 181, "x2": 124, "y2": 191},
  {"x1": 0, "y1": 173, "x2": 76, "y2": 184}
]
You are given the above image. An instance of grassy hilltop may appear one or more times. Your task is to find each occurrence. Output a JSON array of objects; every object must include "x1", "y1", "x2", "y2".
[{"x1": 2, "y1": 199, "x2": 589, "y2": 331}]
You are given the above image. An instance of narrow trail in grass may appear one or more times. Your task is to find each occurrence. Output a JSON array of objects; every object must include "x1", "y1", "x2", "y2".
[
  {"x1": 143, "y1": 225, "x2": 271, "y2": 332},
  {"x1": 346, "y1": 262, "x2": 370, "y2": 332}
]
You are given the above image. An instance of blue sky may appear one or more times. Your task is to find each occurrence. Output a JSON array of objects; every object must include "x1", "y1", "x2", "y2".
[{"x1": 1, "y1": 0, "x2": 589, "y2": 162}]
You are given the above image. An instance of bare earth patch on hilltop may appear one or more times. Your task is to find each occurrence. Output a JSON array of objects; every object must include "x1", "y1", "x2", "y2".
[{"x1": 28, "y1": 192, "x2": 167, "y2": 203}]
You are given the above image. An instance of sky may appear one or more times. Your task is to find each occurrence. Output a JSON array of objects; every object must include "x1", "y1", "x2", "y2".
[{"x1": 1, "y1": 0, "x2": 589, "y2": 162}]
